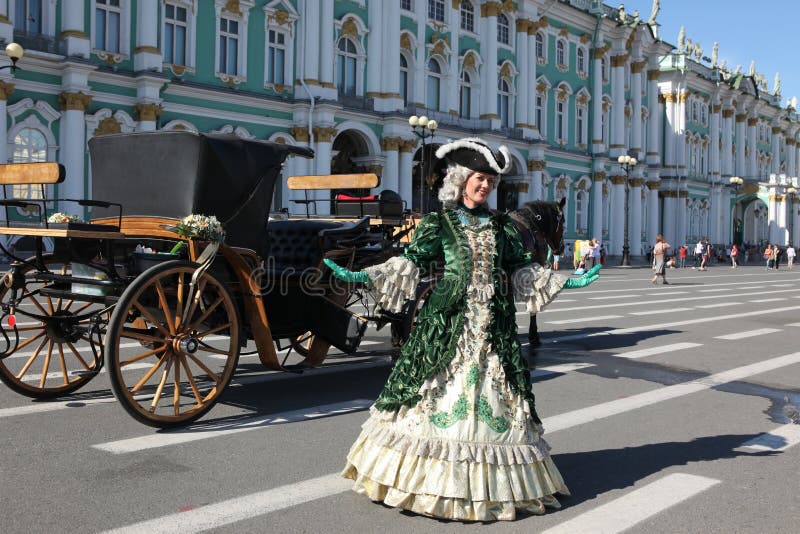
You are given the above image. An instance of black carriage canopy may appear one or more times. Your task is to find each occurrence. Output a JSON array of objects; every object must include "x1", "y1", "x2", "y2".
[{"x1": 88, "y1": 131, "x2": 314, "y2": 251}]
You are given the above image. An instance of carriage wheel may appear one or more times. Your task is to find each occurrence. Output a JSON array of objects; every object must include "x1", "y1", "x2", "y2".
[
  {"x1": 288, "y1": 331, "x2": 332, "y2": 368},
  {"x1": 0, "y1": 256, "x2": 106, "y2": 398},
  {"x1": 391, "y1": 281, "x2": 434, "y2": 348},
  {"x1": 105, "y1": 261, "x2": 239, "y2": 428}
]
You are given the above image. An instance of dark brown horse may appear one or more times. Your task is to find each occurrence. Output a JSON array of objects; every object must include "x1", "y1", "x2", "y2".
[{"x1": 509, "y1": 198, "x2": 566, "y2": 349}]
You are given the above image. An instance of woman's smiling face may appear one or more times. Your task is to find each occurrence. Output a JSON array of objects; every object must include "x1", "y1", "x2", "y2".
[{"x1": 462, "y1": 171, "x2": 497, "y2": 208}]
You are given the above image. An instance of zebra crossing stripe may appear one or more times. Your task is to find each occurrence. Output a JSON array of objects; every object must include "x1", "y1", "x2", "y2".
[
  {"x1": 540, "y1": 473, "x2": 720, "y2": 534},
  {"x1": 714, "y1": 328, "x2": 781, "y2": 340},
  {"x1": 615, "y1": 342, "x2": 701, "y2": 359},
  {"x1": 738, "y1": 423, "x2": 800, "y2": 452}
]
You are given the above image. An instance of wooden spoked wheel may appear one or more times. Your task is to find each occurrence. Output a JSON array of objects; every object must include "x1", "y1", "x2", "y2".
[
  {"x1": 0, "y1": 256, "x2": 105, "y2": 398},
  {"x1": 105, "y1": 261, "x2": 239, "y2": 428}
]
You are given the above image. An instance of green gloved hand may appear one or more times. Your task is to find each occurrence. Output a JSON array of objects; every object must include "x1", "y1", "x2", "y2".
[
  {"x1": 323, "y1": 258, "x2": 370, "y2": 283},
  {"x1": 564, "y1": 273, "x2": 599, "y2": 289},
  {"x1": 586, "y1": 264, "x2": 602, "y2": 277}
]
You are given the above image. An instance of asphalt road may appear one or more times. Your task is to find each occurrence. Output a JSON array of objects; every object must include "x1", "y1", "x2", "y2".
[{"x1": 1, "y1": 264, "x2": 799, "y2": 533}]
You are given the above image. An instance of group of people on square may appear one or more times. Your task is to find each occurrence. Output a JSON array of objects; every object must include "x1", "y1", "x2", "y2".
[{"x1": 645, "y1": 239, "x2": 796, "y2": 271}]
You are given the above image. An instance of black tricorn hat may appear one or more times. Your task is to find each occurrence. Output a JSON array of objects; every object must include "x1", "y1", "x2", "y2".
[{"x1": 435, "y1": 137, "x2": 512, "y2": 175}]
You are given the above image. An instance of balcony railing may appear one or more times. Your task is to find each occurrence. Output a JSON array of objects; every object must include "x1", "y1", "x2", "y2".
[{"x1": 12, "y1": 30, "x2": 62, "y2": 55}]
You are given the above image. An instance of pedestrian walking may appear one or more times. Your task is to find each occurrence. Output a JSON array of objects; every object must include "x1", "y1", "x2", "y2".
[
  {"x1": 651, "y1": 235, "x2": 671, "y2": 284},
  {"x1": 328, "y1": 137, "x2": 601, "y2": 521},
  {"x1": 678, "y1": 245, "x2": 687, "y2": 268},
  {"x1": 693, "y1": 239, "x2": 704, "y2": 268},
  {"x1": 764, "y1": 244, "x2": 773, "y2": 270},
  {"x1": 787, "y1": 244, "x2": 796, "y2": 270},
  {"x1": 730, "y1": 243, "x2": 739, "y2": 268},
  {"x1": 773, "y1": 244, "x2": 781, "y2": 270}
]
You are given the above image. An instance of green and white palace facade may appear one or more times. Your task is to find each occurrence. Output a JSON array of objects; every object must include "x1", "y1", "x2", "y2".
[{"x1": 1, "y1": 0, "x2": 799, "y2": 254}]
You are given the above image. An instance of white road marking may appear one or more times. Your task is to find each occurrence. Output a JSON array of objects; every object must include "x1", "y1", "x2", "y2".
[
  {"x1": 698, "y1": 288, "x2": 732, "y2": 293},
  {"x1": 100, "y1": 473, "x2": 353, "y2": 534},
  {"x1": 616, "y1": 342, "x2": 702, "y2": 360},
  {"x1": 786, "y1": 322, "x2": 800, "y2": 327},
  {"x1": 738, "y1": 423, "x2": 800, "y2": 453},
  {"x1": 0, "y1": 396, "x2": 118, "y2": 418},
  {"x1": 748, "y1": 298, "x2": 787, "y2": 303},
  {"x1": 737, "y1": 286, "x2": 764, "y2": 290},
  {"x1": 589, "y1": 294, "x2": 639, "y2": 300},
  {"x1": 629, "y1": 307, "x2": 693, "y2": 316},
  {"x1": 545, "y1": 315, "x2": 623, "y2": 325},
  {"x1": 541, "y1": 352, "x2": 800, "y2": 433},
  {"x1": 696, "y1": 302, "x2": 741, "y2": 309},
  {"x1": 533, "y1": 363, "x2": 594, "y2": 376},
  {"x1": 770, "y1": 284, "x2": 794, "y2": 288},
  {"x1": 645, "y1": 291, "x2": 689, "y2": 296},
  {"x1": 714, "y1": 328, "x2": 781, "y2": 340},
  {"x1": 92, "y1": 399, "x2": 373, "y2": 454},
  {"x1": 540, "y1": 473, "x2": 720, "y2": 534}
]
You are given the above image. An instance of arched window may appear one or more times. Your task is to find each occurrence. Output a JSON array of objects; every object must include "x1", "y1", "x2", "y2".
[
  {"x1": 336, "y1": 37, "x2": 358, "y2": 95},
  {"x1": 426, "y1": 58, "x2": 441, "y2": 110},
  {"x1": 556, "y1": 39, "x2": 566, "y2": 66},
  {"x1": 12, "y1": 128, "x2": 47, "y2": 200},
  {"x1": 535, "y1": 32, "x2": 545, "y2": 60},
  {"x1": 400, "y1": 54, "x2": 409, "y2": 106},
  {"x1": 575, "y1": 190, "x2": 584, "y2": 231},
  {"x1": 460, "y1": 1, "x2": 474, "y2": 32},
  {"x1": 497, "y1": 78, "x2": 511, "y2": 128},
  {"x1": 459, "y1": 70, "x2": 472, "y2": 118},
  {"x1": 497, "y1": 13, "x2": 509, "y2": 45},
  {"x1": 577, "y1": 47, "x2": 586, "y2": 73}
]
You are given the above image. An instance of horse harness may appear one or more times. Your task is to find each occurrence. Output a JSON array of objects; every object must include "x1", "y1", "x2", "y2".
[{"x1": 509, "y1": 208, "x2": 563, "y2": 266}]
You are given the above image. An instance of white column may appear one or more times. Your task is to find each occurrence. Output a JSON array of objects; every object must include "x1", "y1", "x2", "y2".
[
  {"x1": 676, "y1": 193, "x2": 688, "y2": 247},
  {"x1": 480, "y1": 5, "x2": 499, "y2": 122},
  {"x1": 708, "y1": 185, "x2": 720, "y2": 243},
  {"x1": 771, "y1": 127, "x2": 782, "y2": 176},
  {"x1": 735, "y1": 113, "x2": 747, "y2": 177},
  {"x1": 709, "y1": 104, "x2": 721, "y2": 179},
  {"x1": 0, "y1": 82, "x2": 12, "y2": 165},
  {"x1": 792, "y1": 199, "x2": 800, "y2": 246},
  {"x1": 663, "y1": 92, "x2": 677, "y2": 176},
  {"x1": 646, "y1": 69, "x2": 661, "y2": 165},
  {"x1": 59, "y1": 0, "x2": 90, "y2": 57},
  {"x1": 303, "y1": 0, "x2": 320, "y2": 83},
  {"x1": 0, "y1": 0, "x2": 11, "y2": 44},
  {"x1": 647, "y1": 179, "x2": 660, "y2": 245},
  {"x1": 609, "y1": 54, "x2": 627, "y2": 158},
  {"x1": 630, "y1": 60, "x2": 644, "y2": 157},
  {"x1": 313, "y1": 127, "x2": 333, "y2": 215},
  {"x1": 592, "y1": 49, "x2": 605, "y2": 153},
  {"x1": 526, "y1": 24, "x2": 538, "y2": 134},
  {"x1": 676, "y1": 92, "x2": 687, "y2": 179},
  {"x1": 134, "y1": 0, "x2": 161, "y2": 71},
  {"x1": 285, "y1": 129, "x2": 312, "y2": 214},
  {"x1": 318, "y1": 0, "x2": 335, "y2": 90},
  {"x1": 515, "y1": 19, "x2": 529, "y2": 128},
  {"x1": 721, "y1": 109, "x2": 733, "y2": 177},
  {"x1": 399, "y1": 141, "x2": 414, "y2": 209},
  {"x1": 57, "y1": 92, "x2": 92, "y2": 206},
  {"x1": 768, "y1": 193, "x2": 781, "y2": 244},
  {"x1": 747, "y1": 117, "x2": 758, "y2": 179},
  {"x1": 413, "y1": 6, "x2": 426, "y2": 108},
  {"x1": 381, "y1": 138, "x2": 400, "y2": 195},
  {"x1": 592, "y1": 173, "x2": 605, "y2": 239},
  {"x1": 446, "y1": 2, "x2": 461, "y2": 115},
  {"x1": 787, "y1": 139, "x2": 796, "y2": 179},
  {"x1": 365, "y1": 1, "x2": 383, "y2": 98},
  {"x1": 529, "y1": 164, "x2": 544, "y2": 201},
  {"x1": 610, "y1": 176, "x2": 625, "y2": 254},
  {"x1": 630, "y1": 178, "x2": 643, "y2": 255},
  {"x1": 662, "y1": 194, "x2": 676, "y2": 246}
]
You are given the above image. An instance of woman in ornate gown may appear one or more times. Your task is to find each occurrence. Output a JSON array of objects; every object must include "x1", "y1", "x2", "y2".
[{"x1": 325, "y1": 138, "x2": 600, "y2": 521}]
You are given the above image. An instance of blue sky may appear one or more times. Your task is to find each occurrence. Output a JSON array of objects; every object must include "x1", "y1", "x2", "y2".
[{"x1": 620, "y1": 0, "x2": 797, "y2": 106}]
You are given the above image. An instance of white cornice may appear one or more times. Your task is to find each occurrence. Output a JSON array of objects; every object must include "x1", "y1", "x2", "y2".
[
  {"x1": 162, "y1": 101, "x2": 293, "y2": 128},
  {"x1": 164, "y1": 83, "x2": 294, "y2": 115}
]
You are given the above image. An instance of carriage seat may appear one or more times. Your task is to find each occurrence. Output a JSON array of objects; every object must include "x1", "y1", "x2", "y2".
[
  {"x1": 334, "y1": 189, "x2": 404, "y2": 223},
  {"x1": 263, "y1": 216, "x2": 371, "y2": 275}
]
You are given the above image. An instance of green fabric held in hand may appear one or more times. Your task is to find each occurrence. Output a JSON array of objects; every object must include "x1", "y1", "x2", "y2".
[
  {"x1": 564, "y1": 273, "x2": 599, "y2": 289},
  {"x1": 586, "y1": 264, "x2": 602, "y2": 277},
  {"x1": 323, "y1": 258, "x2": 370, "y2": 283}
]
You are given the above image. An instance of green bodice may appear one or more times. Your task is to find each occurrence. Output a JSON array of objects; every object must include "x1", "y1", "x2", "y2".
[{"x1": 373, "y1": 209, "x2": 541, "y2": 424}]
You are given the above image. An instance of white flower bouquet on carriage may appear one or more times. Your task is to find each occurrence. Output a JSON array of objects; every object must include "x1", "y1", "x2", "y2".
[
  {"x1": 173, "y1": 214, "x2": 226, "y2": 242},
  {"x1": 47, "y1": 212, "x2": 84, "y2": 224}
]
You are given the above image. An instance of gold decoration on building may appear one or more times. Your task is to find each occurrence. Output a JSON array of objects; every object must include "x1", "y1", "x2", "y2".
[
  {"x1": 580, "y1": 33, "x2": 591, "y2": 44},
  {"x1": 576, "y1": 94, "x2": 588, "y2": 105},
  {"x1": 646, "y1": 180, "x2": 660, "y2": 189},
  {"x1": 722, "y1": 109, "x2": 733, "y2": 118},
  {"x1": 381, "y1": 137, "x2": 402, "y2": 151},
  {"x1": 711, "y1": 104, "x2": 721, "y2": 113},
  {"x1": 60, "y1": 29, "x2": 88, "y2": 40},
  {"x1": 594, "y1": 171, "x2": 606, "y2": 182},
  {"x1": 501, "y1": 0, "x2": 516, "y2": 14},
  {"x1": 538, "y1": 16, "x2": 548, "y2": 28},
  {"x1": 610, "y1": 175, "x2": 627, "y2": 185},
  {"x1": 630, "y1": 60, "x2": 647, "y2": 74},
  {"x1": 659, "y1": 190, "x2": 677, "y2": 198},
  {"x1": 400, "y1": 140, "x2": 417, "y2": 152},
  {"x1": 500, "y1": 63, "x2": 512, "y2": 79},
  {"x1": 367, "y1": 165, "x2": 383, "y2": 177},
  {"x1": 58, "y1": 92, "x2": 92, "y2": 112},
  {"x1": 342, "y1": 17, "x2": 358, "y2": 38},
  {"x1": 787, "y1": 138, "x2": 796, "y2": 146},
  {"x1": 312, "y1": 127, "x2": 338, "y2": 142},
  {"x1": 134, "y1": 45, "x2": 161, "y2": 55},
  {"x1": 170, "y1": 64, "x2": 187, "y2": 76},
  {"x1": 480, "y1": 2, "x2": 502, "y2": 17},
  {"x1": 602, "y1": 101, "x2": 610, "y2": 112},
  {"x1": 747, "y1": 117, "x2": 758, "y2": 126},
  {"x1": 527, "y1": 160, "x2": 546, "y2": 171},
  {"x1": 735, "y1": 113, "x2": 747, "y2": 122},
  {"x1": 290, "y1": 126, "x2": 309, "y2": 143},
  {"x1": 0, "y1": 81, "x2": 15, "y2": 101},
  {"x1": 647, "y1": 70, "x2": 660, "y2": 80},
  {"x1": 432, "y1": 40, "x2": 446, "y2": 57},
  {"x1": 516, "y1": 19, "x2": 531, "y2": 33},
  {"x1": 452, "y1": 0, "x2": 462, "y2": 8},
  {"x1": 610, "y1": 54, "x2": 629, "y2": 68},
  {"x1": 94, "y1": 117, "x2": 121, "y2": 136},
  {"x1": 224, "y1": 0, "x2": 241, "y2": 15},
  {"x1": 594, "y1": 44, "x2": 609, "y2": 58},
  {"x1": 772, "y1": 126, "x2": 783, "y2": 134},
  {"x1": 134, "y1": 103, "x2": 163, "y2": 122},
  {"x1": 624, "y1": 106, "x2": 631, "y2": 119},
  {"x1": 400, "y1": 33, "x2": 412, "y2": 51},
  {"x1": 629, "y1": 178, "x2": 645, "y2": 187},
  {"x1": 463, "y1": 52, "x2": 476, "y2": 70},
  {"x1": 271, "y1": 10, "x2": 290, "y2": 26},
  {"x1": 678, "y1": 92, "x2": 688, "y2": 103},
  {"x1": 602, "y1": 183, "x2": 609, "y2": 195},
  {"x1": 559, "y1": 27, "x2": 569, "y2": 37},
  {"x1": 536, "y1": 82, "x2": 548, "y2": 94}
]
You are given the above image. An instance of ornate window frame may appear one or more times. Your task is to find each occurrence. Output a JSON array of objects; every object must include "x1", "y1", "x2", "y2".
[
  {"x1": 10, "y1": 0, "x2": 57, "y2": 36},
  {"x1": 575, "y1": 88, "x2": 591, "y2": 148},
  {"x1": 535, "y1": 76, "x2": 551, "y2": 138},
  {"x1": 90, "y1": 0, "x2": 131, "y2": 61},
  {"x1": 535, "y1": 32, "x2": 546, "y2": 65},
  {"x1": 459, "y1": 1, "x2": 475, "y2": 33},
  {"x1": 334, "y1": 15, "x2": 368, "y2": 98},
  {"x1": 213, "y1": 0, "x2": 254, "y2": 84},
  {"x1": 162, "y1": 0, "x2": 197, "y2": 74},
  {"x1": 263, "y1": 1, "x2": 298, "y2": 93},
  {"x1": 576, "y1": 46, "x2": 588, "y2": 78},
  {"x1": 555, "y1": 38, "x2": 568, "y2": 72},
  {"x1": 497, "y1": 13, "x2": 511, "y2": 46}
]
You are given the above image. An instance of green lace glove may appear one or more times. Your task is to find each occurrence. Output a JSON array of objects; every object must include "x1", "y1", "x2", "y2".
[
  {"x1": 323, "y1": 258, "x2": 371, "y2": 283},
  {"x1": 564, "y1": 273, "x2": 599, "y2": 289},
  {"x1": 586, "y1": 264, "x2": 602, "y2": 277}
]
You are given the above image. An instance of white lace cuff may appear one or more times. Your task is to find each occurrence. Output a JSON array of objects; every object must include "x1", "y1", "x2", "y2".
[
  {"x1": 511, "y1": 264, "x2": 567, "y2": 313},
  {"x1": 364, "y1": 256, "x2": 420, "y2": 313}
]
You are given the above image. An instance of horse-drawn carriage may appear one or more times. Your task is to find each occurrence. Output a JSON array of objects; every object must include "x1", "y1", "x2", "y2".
[{"x1": 0, "y1": 131, "x2": 426, "y2": 427}]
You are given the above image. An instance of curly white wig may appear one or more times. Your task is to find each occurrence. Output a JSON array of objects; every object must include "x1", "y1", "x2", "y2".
[{"x1": 437, "y1": 163, "x2": 476, "y2": 208}]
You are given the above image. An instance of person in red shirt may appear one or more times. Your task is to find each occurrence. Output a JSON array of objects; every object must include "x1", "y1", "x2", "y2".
[
  {"x1": 678, "y1": 245, "x2": 687, "y2": 268},
  {"x1": 730, "y1": 243, "x2": 739, "y2": 268}
]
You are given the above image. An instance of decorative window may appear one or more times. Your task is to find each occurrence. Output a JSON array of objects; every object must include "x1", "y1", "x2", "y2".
[
  {"x1": 164, "y1": 3, "x2": 188, "y2": 66},
  {"x1": 575, "y1": 190, "x2": 588, "y2": 232},
  {"x1": 577, "y1": 47, "x2": 586, "y2": 74},
  {"x1": 428, "y1": 0, "x2": 444, "y2": 22},
  {"x1": 692, "y1": 101, "x2": 699, "y2": 122},
  {"x1": 400, "y1": 54, "x2": 409, "y2": 106},
  {"x1": 14, "y1": 0, "x2": 42, "y2": 34},
  {"x1": 426, "y1": 57, "x2": 441, "y2": 110},
  {"x1": 535, "y1": 33, "x2": 545, "y2": 62},
  {"x1": 266, "y1": 30, "x2": 286, "y2": 85},
  {"x1": 12, "y1": 128, "x2": 47, "y2": 200},
  {"x1": 459, "y1": 70, "x2": 472, "y2": 118},
  {"x1": 556, "y1": 39, "x2": 566, "y2": 67},
  {"x1": 337, "y1": 37, "x2": 358, "y2": 95},
  {"x1": 556, "y1": 99, "x2": 566, "y2": 142},
  {"x1": 218, "y1": 17, "x2": 239, "y2": 75},
  {"x1": 401, "y1": 0, "x2": 413, "y2": 12},
  {"x1": 214, "y1": 1, "x2": 251, "y2": 81},
  {"x1": 535, "y1": 92, "x2": 546, "y2": 135},
  {"x1": 497, "y1": 78, "x2": 511, "y2": 128},
  {"x1": 701, "y1": 104, "x2": 707, "y2": 125},
  {"x1": 94, "y1": 0, "x2": 122, "y2": 53},
  {"x1": 460, "y1": 1, "x2": 474, "y2": 32},
  {"x1": 576, "y1": 105, "x2": 587, "y2": 146},
  {"x1": 497, "y1": 13, "x2": 509, "y2": 45}
]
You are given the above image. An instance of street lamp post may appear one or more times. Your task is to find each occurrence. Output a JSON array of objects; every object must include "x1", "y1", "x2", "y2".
[
  {"x1": 617, "y1": 154, "x2": 637, "y2": 266},
  {"x1": 408, "y1": 115, "x2": 437, "y2": 214},
  {"x1": 0, "y1": 42, "x2": 23, "y2": 72},
  {"x1": 729, "y1": 176, "x2": 743, "y2": 244}
]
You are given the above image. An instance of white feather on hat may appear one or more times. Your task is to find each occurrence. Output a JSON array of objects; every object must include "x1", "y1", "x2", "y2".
[{"x1": 435, "y1": 137, "x2": 512, "y2": 175}]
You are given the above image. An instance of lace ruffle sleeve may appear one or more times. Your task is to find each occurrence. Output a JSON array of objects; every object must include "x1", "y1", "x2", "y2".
[
  {"x1": 511, "y1": 263, "x2": 567, "y2": 313},
  {"x1": 363, "y1": 256, "x2": 420, "y2": 313}
]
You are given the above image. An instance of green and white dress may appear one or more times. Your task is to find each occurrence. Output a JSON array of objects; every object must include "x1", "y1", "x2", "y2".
[{"x1": 341, "y1": 207, "x2": 569, "y2": 521}]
